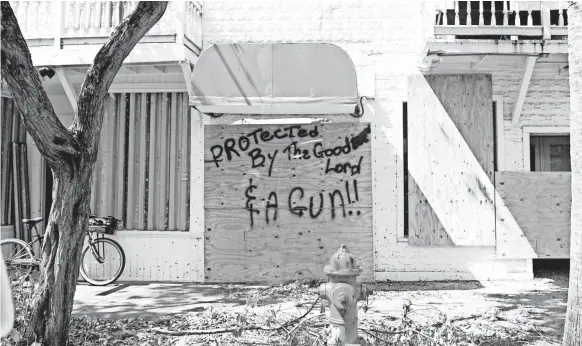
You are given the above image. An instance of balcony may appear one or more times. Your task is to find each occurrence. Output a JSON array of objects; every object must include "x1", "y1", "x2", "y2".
[
  {"x1": 9, "y1": 1, "x2": 203, "y2": 66},
  {"x1": 422, "y1": 1, "x2": 569, "y2": 74},
  {"x1": 434, "y1": 1, "x2": 568, "y2": 40}
]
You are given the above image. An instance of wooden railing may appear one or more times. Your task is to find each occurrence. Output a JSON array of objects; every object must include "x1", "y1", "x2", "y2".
[
  {"x1": 434, "y1": 1, "x2": 568, "y2": 39},
  {"x1": 10, "y1": 1, "x2": 202, "y2": 49}
]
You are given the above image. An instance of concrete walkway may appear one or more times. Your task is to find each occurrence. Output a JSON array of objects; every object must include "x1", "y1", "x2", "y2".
[
  {"x1": 73, "y1": 271, "x2": 568, "y2": 338},
  {"x1": 73, "y1": 283, "x2": 267, "y2": 318}
]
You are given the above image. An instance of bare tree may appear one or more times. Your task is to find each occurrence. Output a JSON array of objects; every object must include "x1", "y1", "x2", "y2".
[
  {"x1": 0, "y1": 2, "x2": 168, "y2": 344},
  {"x1": 565, "y1": 1, "x2": 582, "y2": 345}
]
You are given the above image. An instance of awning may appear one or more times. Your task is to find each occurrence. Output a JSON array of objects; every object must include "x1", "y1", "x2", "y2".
[{"x1": 190, "y1": 43, "x2": 358, "y2": 115}]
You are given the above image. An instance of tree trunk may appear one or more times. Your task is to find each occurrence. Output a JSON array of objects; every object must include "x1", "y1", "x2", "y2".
[
  {"x1": 29, "y1": 159, "x2": 94, "y2": 345},
  {"x1": 1, "y1": 2, "x2": 168, "y2": 344},
  {"x1": 565, "y1": 2, "x2": 582, "y2": 345}
]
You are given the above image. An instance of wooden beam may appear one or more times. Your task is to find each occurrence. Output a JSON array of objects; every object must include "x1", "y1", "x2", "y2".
[
  {"x1": 30, "y1": 45, "x2": 186, "y2": 67},
  {"x1": 152, "y1": 65, "x2": 166, "y2": 73},
  {"x1": 541, "y1": 2, "x2": 551, "y2": 40},
  {"x1": 108, "y1": 83, "x2": 187, "y2": 93},
  {"x1": 426, "y1": 40, "x2": 567, "y2": 56},
  {"x1": 435, "y1": 25, "x2": 543, "y2": 37},
  {"x1": 470, "y1": 55, "x2": 488, "y2": 70},
  {"x1": 137, "y1": 65, "x2": 166, "y2": 74},
  {"x1": 180, "y1": 62, "x2": 193, "y2": 97},
  {"x1": 53, "y1": 1, "x2": 63, "y2": 49},
  {"x1": 119, "y1": 66, "x2": 138, "y2": 74},
  {"x1": 511, "y1": 57, "x2": 537, "y2": 125},
  {"x1": 67, "y1": 67, "x2": 87, "y2": 75},
  {"x1": 56, "y1": 68, "x2": 78, "y2": 111}
]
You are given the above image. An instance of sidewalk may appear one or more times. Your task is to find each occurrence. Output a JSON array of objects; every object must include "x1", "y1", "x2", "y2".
[
  {"x1": 73, "y1": 271, "x2": 568, "y2": 337},
  {"x1": 73, "y1": 282, "x2": 298, "y2": 319}
]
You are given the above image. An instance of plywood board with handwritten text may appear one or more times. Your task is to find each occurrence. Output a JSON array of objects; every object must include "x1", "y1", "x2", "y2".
[{"x1": 204, "y1": 123, "x2": 373, "y2": 283}]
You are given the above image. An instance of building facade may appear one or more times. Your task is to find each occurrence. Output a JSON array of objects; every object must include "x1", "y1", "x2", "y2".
[{"x1": 0, "y1": 1, "x2": 572, "y2": 283}]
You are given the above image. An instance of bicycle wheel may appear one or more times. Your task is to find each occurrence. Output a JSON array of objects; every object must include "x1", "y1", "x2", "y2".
[
  {"x1": 79, "y1": 237, "x2": 125, "y2": 286},
  {"x1": 1, "y1": 239, "x2": 34, "y2": 281}
]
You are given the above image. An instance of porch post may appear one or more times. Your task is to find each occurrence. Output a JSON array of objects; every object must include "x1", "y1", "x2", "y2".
[{"x1": 190, "y1": 106, "x2": 205, "y2": 282}]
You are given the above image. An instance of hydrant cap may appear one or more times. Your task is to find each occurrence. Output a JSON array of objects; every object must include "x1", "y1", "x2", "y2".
[{"x1": 324, "y1": 244, "x2": 363, "y2": 276}]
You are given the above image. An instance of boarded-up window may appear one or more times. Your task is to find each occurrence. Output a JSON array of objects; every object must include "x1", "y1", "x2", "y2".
[
  {"x1": 407, "y1": 74, "x2": 495, "y2": 246},
  {"x1": 90, "y1": 92, "x2": 191, "y2": 231},
  {"x1": 1, "y1": 97, "x2": 27, "y2": 227},
  {"x1": 203, "y1": 123, "x2": 374, "y2": 283}
]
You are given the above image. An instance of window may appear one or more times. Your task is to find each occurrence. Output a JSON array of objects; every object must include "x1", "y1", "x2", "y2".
[
  {"x1": 530, "y1": 135, "x2": 571, "y2": 172},
  {"x1": 90, "y1": 92, "x2": 191, "y2": 231}
]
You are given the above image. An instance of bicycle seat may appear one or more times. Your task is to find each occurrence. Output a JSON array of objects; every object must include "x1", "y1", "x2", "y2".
[{"x1": 22, "y1": 217, "x2": 43, "y2": 225}]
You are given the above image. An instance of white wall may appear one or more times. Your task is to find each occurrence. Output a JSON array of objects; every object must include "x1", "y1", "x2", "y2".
[
  {"x1": 495, "y1": 65, "x2": 570, "y2": 171},
  {"x1": 15, "y1": 1, "x2": 570, "y2": 282},
  {"x1": 199, "y1": 0, "x2": 536, "y2": 281}
]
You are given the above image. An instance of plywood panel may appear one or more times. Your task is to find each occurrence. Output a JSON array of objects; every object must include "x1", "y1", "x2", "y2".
[
  {"x1": 425, "y1": 75, "x2": 495, "y2": 180},
  {"x1": 407, "y1": 74, "x2": 495, "y2": 246},
  {"x1": 496, "y1": 172, "x2": 571, "y2": 258},
  {"x1": 204, "y1": 124, "x2": 372, "y2": 209},
  {"x1": 204, "y1": 123, "x2": 373, "y2": 283},
  {"x1": 204, "y1": 208, "x2": 373, "y2": 283}
]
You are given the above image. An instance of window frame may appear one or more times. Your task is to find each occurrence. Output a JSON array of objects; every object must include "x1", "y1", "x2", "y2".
[
  {"x1": 530, "y1": 135, "x2": 571, "y2": 172},
  {"x1": 522, "y1": 126, "x2": 570, "y2": 172}
]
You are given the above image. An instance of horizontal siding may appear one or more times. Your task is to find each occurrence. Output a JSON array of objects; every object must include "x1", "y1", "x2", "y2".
[{"x1": 78, "y1": 231, "x2": 203, "y2": 282}]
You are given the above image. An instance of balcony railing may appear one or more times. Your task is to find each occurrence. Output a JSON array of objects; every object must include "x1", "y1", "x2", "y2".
[
  {"x1": 434, "y1": 1, "x2": 568, "y2": 39},
  {"x1": 10, "y1": 1, "x2": 202, "y2": 50}
]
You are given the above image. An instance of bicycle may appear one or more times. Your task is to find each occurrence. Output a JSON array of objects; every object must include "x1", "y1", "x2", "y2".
[{"x1": 1, "y1": 216, "x2": 126, "y2": 286}]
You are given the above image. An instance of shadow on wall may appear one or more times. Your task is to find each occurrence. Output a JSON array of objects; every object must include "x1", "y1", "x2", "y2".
[{"x1": 406, "y1": 74, "x2": 536, "y2": 259}]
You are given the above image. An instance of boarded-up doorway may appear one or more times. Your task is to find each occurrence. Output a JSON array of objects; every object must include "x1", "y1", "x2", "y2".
[
  {"x1": 203, "y1": 123, "x2": 373, "y2": 283},
  {"x1": 407, "y1": 74, "x2": 495, "y2": 246}
]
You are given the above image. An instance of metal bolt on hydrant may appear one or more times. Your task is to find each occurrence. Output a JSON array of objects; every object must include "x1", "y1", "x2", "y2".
[{"x1": 319, "y1": 244, "x2": 372, "y2": 345}]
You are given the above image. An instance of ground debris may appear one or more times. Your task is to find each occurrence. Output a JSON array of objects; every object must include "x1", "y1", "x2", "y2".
[{"x1": 0, "y1": 277, "x2": 566, "y2": 346}]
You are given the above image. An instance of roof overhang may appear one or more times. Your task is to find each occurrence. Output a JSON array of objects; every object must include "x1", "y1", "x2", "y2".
[
  {"x1": 190, "y1": 43, "x2": 359, "y2": 115},
  {"x1": 420, "y1": 39, "x2": 568, "y2": 74}
]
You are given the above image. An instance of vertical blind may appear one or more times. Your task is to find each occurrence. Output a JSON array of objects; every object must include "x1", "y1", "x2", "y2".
[
  {"x1": 1, "y1": 97, "x2": 27, "y2": 227},
  {"x1": 90, "y1": 92, "x2": 191, "y2": 231}
]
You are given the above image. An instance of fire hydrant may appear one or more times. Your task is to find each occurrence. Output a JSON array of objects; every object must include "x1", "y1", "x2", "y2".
[{"x1": 319, "y1": 244, "x2": 372, "y2": 345}]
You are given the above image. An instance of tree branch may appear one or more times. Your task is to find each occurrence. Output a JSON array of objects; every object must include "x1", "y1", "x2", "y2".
[
  {"x1": 152, "y1": 298, "x2": 321, "y2": 336},
  {"x1": 0, "y1": 2, "x2": 80, "y2": 172},
  {"x1": 72, "y1": 1, "x2": 168, "y2": 151}
]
